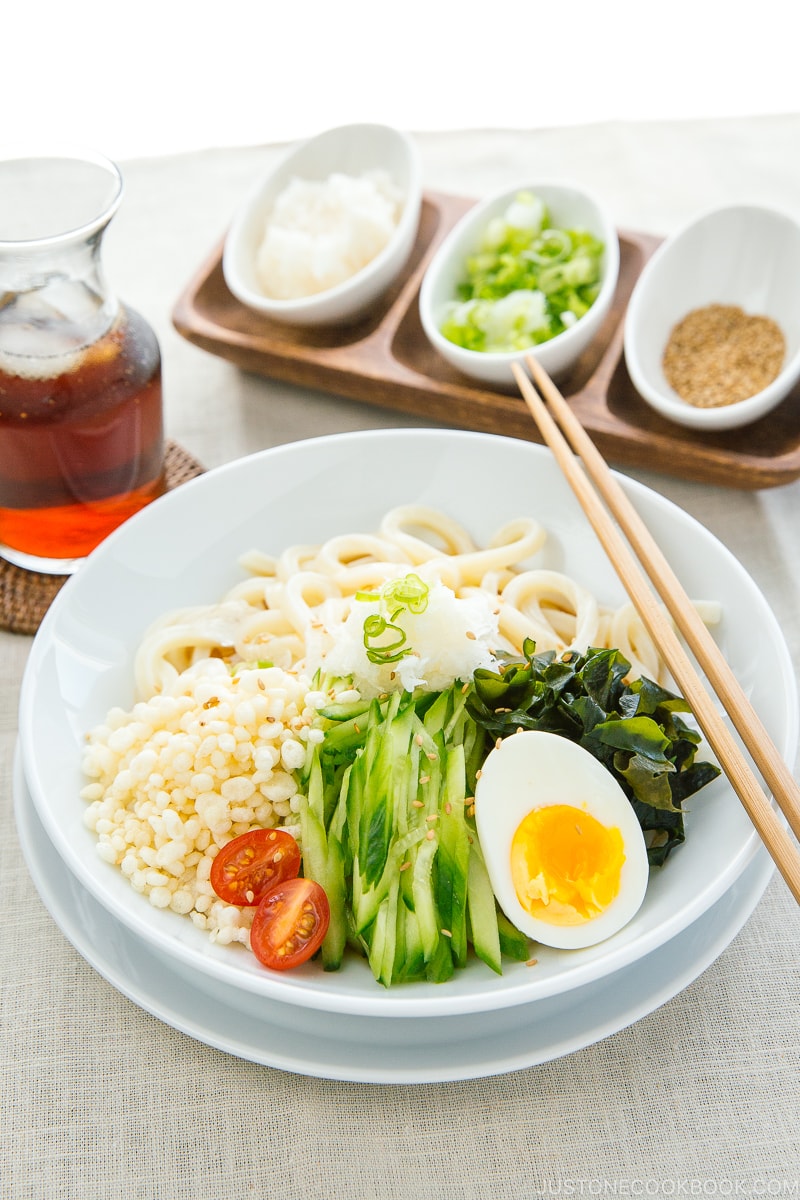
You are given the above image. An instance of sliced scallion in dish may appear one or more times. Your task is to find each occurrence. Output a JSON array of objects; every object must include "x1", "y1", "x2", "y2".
[{"x1": 440, "y1": 191, "x2": 604, "y2": 354}]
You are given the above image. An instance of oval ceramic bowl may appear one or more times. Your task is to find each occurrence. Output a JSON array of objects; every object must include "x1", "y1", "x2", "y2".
[
  {"x1": 418, "y1": 182, "x2": 620, "y2": 387},
  {"x1": 624, "y1": 204, "x2": 800, "y2": 431},
  {"x1": 222, "y1": 123, "x2": 421, "y2": 327},
  {"x1": 18, "y1": 429, "x2": 797, "y2": 1021}
]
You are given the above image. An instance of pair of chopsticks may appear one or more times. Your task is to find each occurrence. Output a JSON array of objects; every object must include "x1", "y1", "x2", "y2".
[{"x1": 512, "y1": 355, "x2": 800, "y2": 904}]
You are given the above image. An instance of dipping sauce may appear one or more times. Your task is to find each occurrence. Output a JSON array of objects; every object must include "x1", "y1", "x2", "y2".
[
  {"x1": 662, "y1": 303, "x2": 785, "y2": 409},
  {"x1": 0, "y1": 305, "x2": 164, "y2": 561}
]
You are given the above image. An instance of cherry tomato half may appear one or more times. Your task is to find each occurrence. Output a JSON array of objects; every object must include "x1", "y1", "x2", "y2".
[
  {"x1": 210, "y1": 828, "x2": 301, "y2": 906},
  {"x1": 250, "y1": 877, "x2": 330, "y2": 971}
]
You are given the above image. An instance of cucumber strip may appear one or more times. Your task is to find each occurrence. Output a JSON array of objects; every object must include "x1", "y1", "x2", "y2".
[
  {"x1": 378, "y1": 877, "x2": 401, "y2": 987},
  {"x1": 357, "y1": 694, "x2": 404, "y2": 887},
  {"x1": 306, "y1": 750, "x2": 325, "y2": 824},
  {"x1": 497, "y1": 909, "x2": 535, "y2": 962},
  {"x1": 442, "y1": 686, "x2": 470, "y2": 743},
  {"x1": 410, "y1": 834, "x2": 440, "y2": 960},
  {"x1": 365, "y1": 874, "x2": 402, "y2": 987},
  {"x1": 395, "y1": 904, "x2": 425, "y2": 983},
  {"x1": 328, "y1": 762, "x2": 350, "y2": 846},
  {"x1": 345, "y1": 743, "x2": 367, "y2": 865},
  {"x1": 320, "y1": 831, "x2": 347, "y2": 970},
  {"x1": 320, "y1": 695, "x2": 389, "y2": 754},
  {"x1": 422, "y1": 687, "x2": 452, "y2": 737},
  {"x1": 365, "y1": 894, "x2": 387, "y2": 983},
  {"x1": 353, "y1": 826, "x2": 427, "y2": 932},
  {"x1": 465, "y1": 838, "x2": 503, "y2": 975},
  {"x1": 425, "y1": 922, "x2": 455, "y2": 983},
  {"x1": 316, "y1": 699, "x2": 372, "y2": 722},
  {"x1": 435, "y1": 744, "x2": 470, "y2": 968},
  {"x1": 299, "y1": 798, "x2": 347, "y2": 970}
]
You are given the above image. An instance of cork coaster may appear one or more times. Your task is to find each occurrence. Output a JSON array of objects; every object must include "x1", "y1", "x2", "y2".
[{"x1": 0, "y1": 440, "x2": 205, "y2": 637}]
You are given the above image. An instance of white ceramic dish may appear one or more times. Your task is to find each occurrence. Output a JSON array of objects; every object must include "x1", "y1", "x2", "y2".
[
  {"x1": 14, "y1": 752, "x2": 775, "y2": 1083},
  {"x1": 624, "y1": 204, "x2": 800, "y2": 431},
  {"x1": 222, "y1": 123, "x2": 421, "y2": 326},
  {"x1": 18, "y1": 429, "x2": 797, "y2": 1021},
  {"x1": 418, "y1": 182, "x2": 620, "y2": 386}
]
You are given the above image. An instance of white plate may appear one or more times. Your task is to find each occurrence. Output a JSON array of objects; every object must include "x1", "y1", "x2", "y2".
[
  {"x1": 14, "y1": 749, "x2": 775, "y2": 1083},
  {"x1": 18, "y1": 429, "x2": 798, "y2": 1020}
]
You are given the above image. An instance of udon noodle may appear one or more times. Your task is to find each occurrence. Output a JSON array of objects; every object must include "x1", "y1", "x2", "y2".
[{"x1": 134, "y1": 504, "x2": 719, "y2": 700}]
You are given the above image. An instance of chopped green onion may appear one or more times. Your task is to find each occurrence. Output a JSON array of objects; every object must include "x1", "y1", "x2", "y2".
[
  {"x1": 382, "y1": 573, "x2": 429, "y2": 615},
  {"x1": 363, "y1": 614, "x2": 411, "y2": 665},
  {"x1": 358, "y1": 574, "x2": 431, "y2": 665},
  {"x1": 523, "y1": 228, "x2": 572, "y2": 265},
  {"x1": 440, "y1": 192, "x2": 604, "y2": 354}
]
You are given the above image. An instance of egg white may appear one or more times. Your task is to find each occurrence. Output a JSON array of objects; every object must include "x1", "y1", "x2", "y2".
[{"x1": 474, "y1": 730, "x2": 650, "y2": 949}]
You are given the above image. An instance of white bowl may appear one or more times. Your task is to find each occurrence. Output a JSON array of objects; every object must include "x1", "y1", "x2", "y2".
[
  {"x1": 418, "y1": 182, "x2": 620, "y2": 387},
  {"x1": 624, "y1": 204, "x2": 800, "y2": 431},
  {"x1": 18, "y1": 429, "x2": 797, "y2": 1021},
  {"x1": 222, "y1": 123, "x2": 421, "y2": 327}
]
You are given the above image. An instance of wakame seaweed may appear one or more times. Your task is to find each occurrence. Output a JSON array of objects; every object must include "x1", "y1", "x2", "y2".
[{"x1": 467, "y1": 640, "x2": 721, "y2": 866}]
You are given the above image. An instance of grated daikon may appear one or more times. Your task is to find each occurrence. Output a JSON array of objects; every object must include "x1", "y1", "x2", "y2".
[
  {"x1": 319, "y1": 578, "x2": 500, "y2": 699},
  {"x1": 255, "y1": 170, "x2": 402, "y2": 300}
]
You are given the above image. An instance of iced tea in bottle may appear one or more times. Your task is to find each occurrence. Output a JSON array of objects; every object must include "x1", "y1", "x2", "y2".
[{"x1": 0, "y1": 149, "x2": 165, "y2": 573}]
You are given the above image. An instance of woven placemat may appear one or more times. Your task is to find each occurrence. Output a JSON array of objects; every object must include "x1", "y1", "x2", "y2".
[{"x1": 0, "y1": 440, "x2": 205, "y2": 637}]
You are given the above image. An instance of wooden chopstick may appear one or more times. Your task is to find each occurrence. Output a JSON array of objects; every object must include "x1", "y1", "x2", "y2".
[
  {"x1": 522, "y1": 353, "x2": 800, "y2": 844},
  {"x1": 511, "y1": 357, "x2": 800, "y2": 904}
]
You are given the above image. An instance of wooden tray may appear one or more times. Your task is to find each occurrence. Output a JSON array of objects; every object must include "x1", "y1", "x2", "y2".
[{"x1": 172, "y1": 191, "x2": 800, "y2": 490}]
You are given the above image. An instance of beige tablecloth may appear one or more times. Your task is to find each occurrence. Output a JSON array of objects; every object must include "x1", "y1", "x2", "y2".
[{"x1": 2, "y1": 117, "x2": 800, "y2": 1197}]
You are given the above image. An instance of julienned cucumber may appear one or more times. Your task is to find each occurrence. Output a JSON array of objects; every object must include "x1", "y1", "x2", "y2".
[{"x1": 299, "y1": 683, "x2": 532, "y2": 986}]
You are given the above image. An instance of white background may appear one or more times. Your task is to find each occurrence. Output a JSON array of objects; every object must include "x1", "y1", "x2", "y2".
[{"x1": 9, "y1": 0, "x2": 800, "y2": 160}]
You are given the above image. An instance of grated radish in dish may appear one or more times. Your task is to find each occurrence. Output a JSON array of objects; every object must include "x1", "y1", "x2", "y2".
[{"x1": 255, "y1": 170, "x2": 403, "y2": 300}]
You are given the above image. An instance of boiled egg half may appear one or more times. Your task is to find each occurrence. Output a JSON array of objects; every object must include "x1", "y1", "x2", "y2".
[{"x1": 474, "y1": 730, "x2": 650, "y2": 949}]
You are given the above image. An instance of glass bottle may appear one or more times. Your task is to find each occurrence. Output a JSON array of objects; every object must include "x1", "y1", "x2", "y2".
[{"x1": 0, "y1": 147, "x2": 165, "y2": 574}]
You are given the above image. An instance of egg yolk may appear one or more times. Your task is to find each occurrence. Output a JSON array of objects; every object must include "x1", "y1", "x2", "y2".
[{"x1": 510, "y1": 804, "x2": 626, "y2": 926}]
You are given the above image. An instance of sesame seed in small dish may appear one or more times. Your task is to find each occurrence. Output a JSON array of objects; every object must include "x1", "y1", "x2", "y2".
[{"x1": 624, "y1": 204, "x2": 800, "y2": 432}]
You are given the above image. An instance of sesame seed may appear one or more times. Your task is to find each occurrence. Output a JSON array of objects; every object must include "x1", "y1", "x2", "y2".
[{"x1": 663, "y1": 303, "x2": 785, "y2": 409}]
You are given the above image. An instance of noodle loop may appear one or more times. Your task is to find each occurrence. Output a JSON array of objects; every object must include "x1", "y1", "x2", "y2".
[{"x1": 132, "y1": 505, "x2": 715, "y2": 698}]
